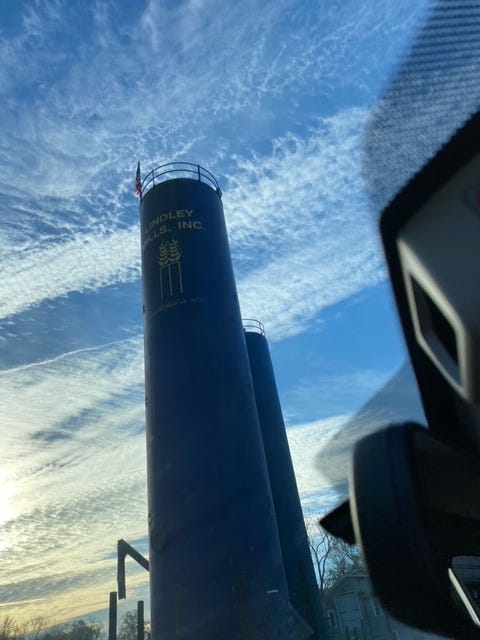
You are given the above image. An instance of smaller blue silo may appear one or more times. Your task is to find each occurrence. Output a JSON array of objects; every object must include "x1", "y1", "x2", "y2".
[{"x1": 244, "y1": 321, "x2": 327, "y2": 640}]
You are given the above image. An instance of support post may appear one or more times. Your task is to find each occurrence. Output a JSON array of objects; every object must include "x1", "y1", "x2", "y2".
[
  {"x1": 137, "y1": 600, "x2": 145, "y2": 640},
  {"x1": 117, "y1": 539, "x2": 149, "y2": 600},
  {"x1": 108, "y1": 591, "x2": 117, "y2": 640}
]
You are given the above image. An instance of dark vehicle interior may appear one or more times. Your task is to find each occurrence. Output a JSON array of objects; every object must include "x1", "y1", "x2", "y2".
[{"x1": 322, "y1": 3, "x2": 480, "y2": 638}]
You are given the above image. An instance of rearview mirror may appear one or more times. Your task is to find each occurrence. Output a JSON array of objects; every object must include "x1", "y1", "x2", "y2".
[{"x1": 350, "y1": 423, "x2": 480, "y2": 639}]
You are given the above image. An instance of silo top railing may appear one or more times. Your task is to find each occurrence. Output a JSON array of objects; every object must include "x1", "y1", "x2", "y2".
[
  {"x1": 243, "y1": 319, "x2": 266, "y2": 336},
  {"x1": 140, "y1": 162, "x2": 222, "y2": 200}
]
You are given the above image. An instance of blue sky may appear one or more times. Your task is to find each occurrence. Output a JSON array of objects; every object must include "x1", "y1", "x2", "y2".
[{"x1": 0, "y1": 0, "x2": 433, "y2": 627}]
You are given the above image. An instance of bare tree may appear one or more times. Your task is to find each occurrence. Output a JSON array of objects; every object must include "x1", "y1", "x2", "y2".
[
  {"x1": 304, "y1": 510, "x2": 364, "y2": 596},
  {"x1": 117, "y1": 611, "x2": 150, "y2": 640},
  {"x1": 64, "y1": 619, "x2": 104, "y2": 640},
  {"x1": 117, "y1": 611, "x2": 136, "y2": 640},
  {"x1": 305, "y1": 512, "x2": 338, "y2": 595},
  {"x1": 24, "y1": 617, "x2": 48, "y2": 640},
  {"x1": 324, "y1": 537, "x2": 363, "y2": 590},
  {"x1": 0, "y1": 615, "x2": 104, "y2": 640},
  {"x1": 32, "y1": 618, "x2": 104, "y2": 640},
  {"x1": 0, "y1": 616, "x2": 20, "y2": 640}
]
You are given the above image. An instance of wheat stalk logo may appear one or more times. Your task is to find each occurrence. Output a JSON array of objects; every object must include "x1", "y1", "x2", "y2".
[{"x1": 158, "y1": 240, "x2": 184, "y2": 299}]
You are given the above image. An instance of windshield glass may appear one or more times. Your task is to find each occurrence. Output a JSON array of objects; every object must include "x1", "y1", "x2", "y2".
[{"x1": 1, "y1": 0, "x2": 467, "y2": 636}]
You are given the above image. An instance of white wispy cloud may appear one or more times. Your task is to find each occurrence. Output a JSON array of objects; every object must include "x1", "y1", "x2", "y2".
[
  {"x1": 0, "y1": 337, "x2": 148, "y2": 623},
  {"x1": 0, "y1": 0, "x2": 425, "y2": 337},
  {"x1": 0, "y1": 107, "x2": 384, "y2": 341},
  {"x1": 287, "y1": 414, "x2": 351, "y2": 496},
  {"x1": 0, "y1": 0, "x2": 426, "y2": 202},
  {"x1": 226, "y1": 109, "x2": 385, "y2": 338},
  {"x1": 0, "y1": 227, "x2": 140, "y2": 320}
]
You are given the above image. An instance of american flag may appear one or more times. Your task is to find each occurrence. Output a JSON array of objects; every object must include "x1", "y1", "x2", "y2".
[{"x1": 135, "y1": 162, "x2": 141, "y2": 197}]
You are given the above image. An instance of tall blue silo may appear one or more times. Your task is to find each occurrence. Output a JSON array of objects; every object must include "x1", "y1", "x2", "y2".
[
  {"x1": 138, "y1": 163, "x2": 305, "y2": 640},
  {"x1": 244, "y1": 323, "x2": 326, "y2": 640}
]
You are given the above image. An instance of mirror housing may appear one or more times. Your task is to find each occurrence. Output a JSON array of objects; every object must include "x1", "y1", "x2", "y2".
[
  {"x1": 321, "y1": 100, "x2": 480, "y2": 640},
  {"x1": 350, "y1": 423, "x2": 480, "y2": 639},
  {"x1": 379, "y1": 109, "x2": 480, "y2": 452}
]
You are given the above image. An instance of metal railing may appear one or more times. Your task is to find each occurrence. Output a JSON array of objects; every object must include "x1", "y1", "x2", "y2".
[
  {"x1": 243, "y1": 319, "x2": 266, "y2": 336},
  {"x1": 140, "y1": 162, "x2": 222, "y2": 199}
]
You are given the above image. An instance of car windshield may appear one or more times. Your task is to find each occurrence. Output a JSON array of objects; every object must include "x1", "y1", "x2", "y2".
[{"x1": 0, "y1": 1, "x2": 476, "y2": 638}]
